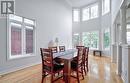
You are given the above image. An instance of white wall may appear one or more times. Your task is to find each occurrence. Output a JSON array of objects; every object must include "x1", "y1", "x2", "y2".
[{"x1": 0, "y1": 0, "x2": 72, "y2": 75}]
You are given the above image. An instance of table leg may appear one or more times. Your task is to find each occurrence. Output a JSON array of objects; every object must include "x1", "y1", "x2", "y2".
[
  {"x1": 64, "y1": 60, "x2": 71, "y2": 83},
  {"x1": 93, "y1": 51, "x2": 95, "y2": 56}
]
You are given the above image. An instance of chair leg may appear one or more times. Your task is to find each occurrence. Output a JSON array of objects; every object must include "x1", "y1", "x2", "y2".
[
  {"x1": 51, "y1": 74, "x2": 53, "y2": 83},
  {"x1": 86, "y1": 58, "x2": 89, "y2": 72},
  {"x1": 86, "y1": 61, "x2": 88, "y2": 72},
  {"x1": 41, "y1": 71, "x2": 45, "y2": 83},
  {"x1": 84, "y1": 63, "x2": 87, "y2": 75},
  {"x1": 76, "y1": 70, "x2": 80, "y2": 83},
  {"x1": 43, "y1": 71, "x2": 46, "y2": 78},
  {"x1": 41, "y1": 77, "x2": 44, "y2": 83},
  {"x1": 81, "y1": 65, "x2": 84, "y2": 79}
]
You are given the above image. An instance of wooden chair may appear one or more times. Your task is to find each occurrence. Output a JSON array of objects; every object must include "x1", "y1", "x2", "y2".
[
  {"x1": 83, "y1": 47, "x2": 89, "y2": 75},
  {"x1": 73, "y1": 46, "x2": 85, "y2": 60},
  {"x1": 71, "y1": 48, "x2": 84, "y2": 83},
  {"x1": 59, "y1": 46, "x2": 65, "y2": 52},
  {"x1": 48, "y1": 46, "x2": 63, "y2": 64},
  {"x1": 48, "y1": 46, "x2": 58, "y2": 53},
  {"x1": 76, "y1": 46, "x2": 84, "y2": 49},
  {"x1": 40, "y1": 48, "x2": 64, "y2": 83}
]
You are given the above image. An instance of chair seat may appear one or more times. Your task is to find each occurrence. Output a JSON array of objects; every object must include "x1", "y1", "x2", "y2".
[
  {"x1": 44, "y1": 64, "x2": 64, "y2": 72},
  {"x1": 71, "y1": 61, "x2": 81, "y2": 69},
  {"x1": 54, "y1": 57, "x2": 64, "y2": 64},
  {"x1": 71, "y1": 61, "x2": 77, "y2": 69}
]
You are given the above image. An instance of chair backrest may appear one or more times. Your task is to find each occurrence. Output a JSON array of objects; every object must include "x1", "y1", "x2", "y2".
[
  {"x1": 76, "y1": 48, "x2": 84, "y2": 66},
  {"x1": 40, "y1": 48, "x2": 53, "y2": 71},
  {"x1": 48, "y1": 46, "x2": 58, "y2": 53},
  {"x1": 76, "y1": 46, "x2": 84, "y2": 49},
  {"x1": 83, "y1": 47, "x2": 89, "y2": 59},
  {"x1": 59, "y1": 46, "x2": 65, "y2": 52}
]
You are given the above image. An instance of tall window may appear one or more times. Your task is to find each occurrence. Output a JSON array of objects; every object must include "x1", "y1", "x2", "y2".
[
  {"x1": 72, "y1": 33, "x2": 80, "y2": 47},
  {"x1": 103, "y1": 28, "x2": 110, "y2": 49},
  {"x1": 102, "y1": 0, "x2": 110, "y2": 15},
  {"x1": 127, "y1": 24, "x2": 130, "y2": 44},
  {"x1": 82, "y1": 4, "x2": 98, "y2": 21},
  {"x1": 73, "y1": 9, "x2": 80, "y2": 22},
  {"x1": 82, "y1": 7, "x2": 89, "y2": 21},
  {"x1": 90, "y1": 4, "x2": 98, "y2": 19},
  {"x1": 8, "y1": 14, "x2": 36, "y2": 59},
  {"x1": 11, "y1": 23, "x2": 22, "y2": 55},
  {"x1": 82, "y1": 31, "x2": 99, "y2": 49},
  {"x1": 127, "y1": 32, "x2": 130, "y2": 44}
]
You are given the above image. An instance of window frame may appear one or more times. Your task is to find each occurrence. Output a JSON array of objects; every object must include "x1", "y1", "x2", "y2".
[
  {"x1": 82, "y1": 31, "x2": 99, "y2": 50},
  {"x1": 90, "y1": 4, "x2": 99, "y2": 19},
  {"x1": 103, "y1": 28, "x2": 110, "y2": 50},
  {"x1": 82, "y1": 3, "x2": 99, "y2": 21},
  {"x1": 73, "y1": 9, "x2": 80, "y2": 22},
  {"x1": 7, "y1": 14, "x2": 36, "y2": 60},
  {"x1": 102, "y1": 0, "x2": 110, "y2": 15},
  {"x1": 72, "y1": 33, "x2": 80, "y2": 48},
  {"x1": 82, "y1": 7, "x2": 90, "y2": 21}
]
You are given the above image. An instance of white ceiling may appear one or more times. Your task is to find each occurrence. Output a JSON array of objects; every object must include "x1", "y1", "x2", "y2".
[{"x1": 66, "y1": 0, "x2": 98, "y2": 7}]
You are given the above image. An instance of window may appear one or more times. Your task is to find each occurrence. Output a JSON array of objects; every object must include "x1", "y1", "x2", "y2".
[
  {"x1": 73, "y1": 9, "x2": 80, "y2": 22},
  {"x1": 127, "y1": 24, "x2": 130, "y2": 44},
  {"x1": 102, "y1": 0, "x2": 110, "y2": 15},
  {"x1": 127, "y1": 32, "x2": 130, "y2": 44},
  {"x1": 82, "y1": 31, "x2": 99, "y2": 49},
  {"x1": 72, "y1": 33, "x2": 80, "y2": 47},
  {"x1": 11, "y1": 23, "x2": 22, "y2": 55},
  {"x1": 8, "y1": 14, "x2": 36, "y2": 59},
  {"x1": 82, "y1": 7, "x2": 90, "y2": 21},
  {"x1": 103, "y1": 29, "x2": 110, "y2": 49},
  {"x1": 82, "y1": 4, "x2": 98, "y2": 21},
  {"x1": 90, "y1": 4, "x2": 98, "y2": 19}
]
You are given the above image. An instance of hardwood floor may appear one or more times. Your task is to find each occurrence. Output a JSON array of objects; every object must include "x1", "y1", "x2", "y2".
[{"x1": 0, "y1": 55, "x2": 123, "y2": 83}]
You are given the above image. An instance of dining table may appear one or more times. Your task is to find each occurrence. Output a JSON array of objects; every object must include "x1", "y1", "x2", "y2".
[{"x1": 53, "y1": 49, "x2": 77, "y2": 83}]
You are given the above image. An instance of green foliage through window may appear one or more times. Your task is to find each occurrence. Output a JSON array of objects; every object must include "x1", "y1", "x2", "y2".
[
  {"x1": 104, "y1": 29, "x2": 110, "y2": 49},
  {"x1": 82, "y1": 31, "x2": 99, "y2": 49}
]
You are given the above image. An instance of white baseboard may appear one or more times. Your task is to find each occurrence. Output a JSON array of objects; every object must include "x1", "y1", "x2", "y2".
[{"x1": 0, "y1": 61, "x2": 41, "y2": 76}]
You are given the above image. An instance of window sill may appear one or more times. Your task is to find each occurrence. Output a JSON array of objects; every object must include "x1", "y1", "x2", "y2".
[
  {"x1": 8, "y1": 53, "x2": 36, "y2": 60},
  {"x1": 90, "y1": 48, "x2": 99, "y2": 50},
  {"x1": 102, "y1": 11, "x2": 110, "y2": 16}
]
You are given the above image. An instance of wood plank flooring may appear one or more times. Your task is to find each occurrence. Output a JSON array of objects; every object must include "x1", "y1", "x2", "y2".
[{"x1": 0, "y1": 55, "x2": 123, "y2": 83}]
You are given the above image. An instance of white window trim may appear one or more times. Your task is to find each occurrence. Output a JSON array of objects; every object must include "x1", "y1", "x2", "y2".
[
  {"x1": 102, "y1": 0, "x2": 110, "y2": 15},
  {"x1": 90, "y1": 4, "x2": 99, "y2": 19},
  {"x1": 82, "y1": 3, "x2": 99, "y2": 21},
  {"x1": 7, "y1": 14, "x2": 36, "y2": 60},
  {"x1": 73, "y1": 33, "x2": 80, "y2": 47},
  {"x1": 82, "y1": 7, "x2": 90, "y2": 21},
  {"x1": 102, "y1": 28, "x2": 110, "y2": 50},
  {"x1": 73, "y1": 9, "x2": 80, "y2": 22}
]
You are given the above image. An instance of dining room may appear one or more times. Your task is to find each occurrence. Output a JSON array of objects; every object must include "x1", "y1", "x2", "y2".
[{"x1": 0, "y1": 0, "x2": 129, "y2": 83}]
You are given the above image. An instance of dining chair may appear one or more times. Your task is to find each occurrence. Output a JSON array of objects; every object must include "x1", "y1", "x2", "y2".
[
  {"x1": 71, "y1": 48, "x2": 84, "y2": 83},
  {"x1": 59, "y1": 46, "x2": 65, "y2": 52},
  {"x1": 48, "y1": 46, "x2": 58, "y2": 53},
  {"x1": 83, "y1": 47, "x2": 89, "y2": 75},
  {"x1": 48, "y1": 46, "x2": 62, "y2": 64},
  {"x1": 76, "y1": 46, "x2": 89, "y2": 73},
  {"x1": 73, "y1": 46, "x2": 84, "y2": 60},
  {"x1": 40, "y1": 48, "x2": 64, "y2": 83},
  {"x1": 76, "y1": 46, "x2": 84, "y2": 49}
]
